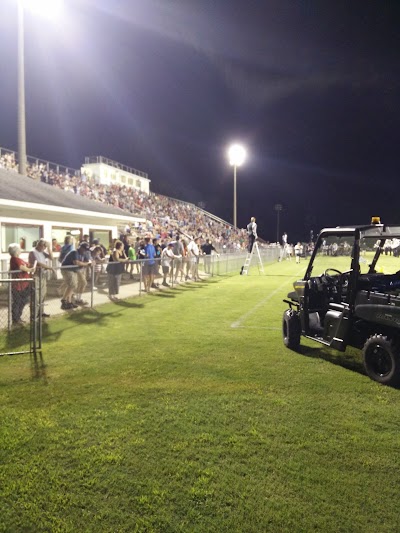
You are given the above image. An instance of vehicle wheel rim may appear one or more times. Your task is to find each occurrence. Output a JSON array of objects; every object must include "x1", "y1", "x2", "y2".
[{"x1": 366, "y1": 344, "x2": 392, "y2": 377}]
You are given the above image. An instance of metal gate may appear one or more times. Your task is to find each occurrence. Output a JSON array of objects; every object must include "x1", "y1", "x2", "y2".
[{"x1": 0, "y1": 277, "x2": 41, "y2": 357}]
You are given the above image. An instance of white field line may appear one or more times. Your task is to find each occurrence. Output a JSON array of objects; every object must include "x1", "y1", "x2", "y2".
[{"x1": 231, "y1": 269, "x2": 304, "y2": 329}]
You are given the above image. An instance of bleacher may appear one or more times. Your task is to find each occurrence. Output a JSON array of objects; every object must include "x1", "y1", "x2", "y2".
[{"x1": 0, "y1": 146, "x2": 248, "y2": 250}]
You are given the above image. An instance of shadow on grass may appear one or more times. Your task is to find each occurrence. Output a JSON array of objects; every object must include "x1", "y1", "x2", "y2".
[
  {"x1": 113, "y1": 299, "x2": 145, "y2": 308},
  {"x1": 0, "y1": 323, "x2": 36, "y2": 356},
  {"x1": 171, "y1": 283, "x2": 208, "y2": 291},
  {"x1": 64, "y1": 308, "x2": 125, "y2": 326},
  {"x1": 42, "y1": 321, "x2": 63, "y2": 344},
  {"x1": 30, "y1": 349, "x2": 48, "y2": 382},
  {"x1": 298, "y1": 343, "x2": 366, "y2": 377},
  {"x1": 151, "y1": 292, "x2": 176, "y2": 298}
]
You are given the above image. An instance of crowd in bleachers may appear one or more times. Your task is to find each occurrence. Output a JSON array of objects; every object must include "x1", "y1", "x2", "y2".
[
  {"x1": 0, "y1": 151, "x2": 18, "y2": 172},
  {"x1": 1, "y1": 150, "x2": 249, "y2": 250}
]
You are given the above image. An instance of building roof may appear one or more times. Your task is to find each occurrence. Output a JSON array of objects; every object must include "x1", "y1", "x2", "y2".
[{"x1": 0, "y1": 168, "x2": 132, "y2": 217}]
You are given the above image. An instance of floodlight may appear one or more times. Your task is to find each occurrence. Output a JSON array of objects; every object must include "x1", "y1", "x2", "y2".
[
  {"x1": 228, "y1": 144, "x2": 246, "y2": 167},
  {"x1": 20, "y1": 0, "x2": 63, "y2": 19}
]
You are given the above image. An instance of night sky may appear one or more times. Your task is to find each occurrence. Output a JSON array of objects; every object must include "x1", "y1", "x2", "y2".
[{"x1": 1, "y1": 0, "x2": 399, "y2": 243}]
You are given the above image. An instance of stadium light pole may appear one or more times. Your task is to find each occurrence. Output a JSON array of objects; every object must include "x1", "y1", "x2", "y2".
[
  {"x1": 228, "y1": 144, "x2": 246, "y2": 228},
  {"x1": 17, "y1": 0, "x2": 63, "y2": 176},
  {"x1": 17, "y1": 0, "x2": 27, "y2": 175},
  {"x1": 274, "y1": 203, "x2": 283, "y2": 243}
]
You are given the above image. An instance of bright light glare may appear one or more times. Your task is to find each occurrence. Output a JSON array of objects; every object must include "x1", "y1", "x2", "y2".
[
  {"x1": 228, "y1": 144, "x2": 246, "y2": 167},
  {"x1": 21, "y1": 0, "x2": 63, "y2": 19}
]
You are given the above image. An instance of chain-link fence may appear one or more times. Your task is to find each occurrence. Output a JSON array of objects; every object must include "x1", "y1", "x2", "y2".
[{"x1": 0, "y1": 278, "x2": 41, "y2": 356}]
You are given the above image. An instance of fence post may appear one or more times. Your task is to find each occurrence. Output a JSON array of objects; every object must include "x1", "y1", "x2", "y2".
[
  {"x1": 90, "y1": 263, "x2": 95, "y2": 309},
  {"x1": 38, "y1": 269, "x2": 43, "y2": 342},
  {"x1": 8, "y1": 277, "x2": 12, "y2": 332},
  {"x1": 139, "y1": 261, "x2": 142, "y2": 295}
]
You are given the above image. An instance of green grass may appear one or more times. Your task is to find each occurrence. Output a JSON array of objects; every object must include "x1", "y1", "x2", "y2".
[{"x1": 1, "y1": 260, "x2": 400, "y2": 532}]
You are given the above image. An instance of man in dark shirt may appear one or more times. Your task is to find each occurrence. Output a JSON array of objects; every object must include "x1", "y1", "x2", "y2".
[
  {"x1": 247, "y1": 217, "x2": 258, "y2": 252},
  {"x1": 60, "y1": 242, "x2": 92, "y2": 310},
  {"x1": 201, "y1": 239, "x2": 218, "y2": 274}
]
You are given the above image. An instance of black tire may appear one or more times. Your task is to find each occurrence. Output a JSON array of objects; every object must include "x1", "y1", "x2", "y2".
[
  {"x1": 283, "y1": 309, "x2": 301, "y2": 350},
  {"x1": 362, "y1": 334, "x2": 400, "y2": 386}
]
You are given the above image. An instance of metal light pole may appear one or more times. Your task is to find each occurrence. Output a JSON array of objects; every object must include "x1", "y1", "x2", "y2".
[
  {"x1": 233, "y1": 163, "x2": 237, "y2": 228},
  {"x1": 274, "y1": 203, "x2": 283, "y2": 243},
  {"x1": 16, "y1": 0, "x2": 63, "y2": 176},
  {"x1": 228, "y1": 144, "x2": 246, "y2": 228},
  {"x1": 17, "y1": 0, "x2": 27, "y2": 175}
]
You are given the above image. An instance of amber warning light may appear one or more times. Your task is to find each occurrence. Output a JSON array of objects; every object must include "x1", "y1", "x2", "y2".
[{"x1": 371, "y1": 216, "x2": 381, "y2": 225}]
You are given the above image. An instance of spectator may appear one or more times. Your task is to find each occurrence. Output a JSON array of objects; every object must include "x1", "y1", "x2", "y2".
[
  {"x1": 161, "y1": 242, "x2": 180, "y2": 286},
  {"x1": 143, "y1": 237, "x2": 157, "y2": 293},
  {"x1": 29, "y1": 239, "x2": 54, "y2": 318},
  {"x1": 182, "y1": 239, "x2": 191, "y2": 281},
  {"x1": 52, "y1": 238, "x2": 61, "y2": 252},
  {"x1": 90, "y1": 238, "x2": 107, "y2": 259},
  {"x1": 106, "y1": 240, "x2": 128, "y2": 301},
  {"x1": 187, "y1": 237, "x2": 201, "y2": 281},
  {"x1": 201, "y1": 238, "x2": 218, "y2": 274},
  {"x1": 8, "y1": 243, "x2": 36, "y2": 325},
  {"x1": 128, "y1": 241, "x2": 137, "y2": 278},
  {"x1": 60, "y1": 242, "x2": 92, "y2": 310},
  {"x1": 75, "y1": 241, "x2": 91, "y2": 305},
  {"x1": 172, "y1": 235, "x2": 184, "y2": 282},
  {"x1": 58, "y1": 235, "x2": 76, "y2": 298},
  {"x1": 91, "y1": 245, "x2": 106, "y2": 286}
]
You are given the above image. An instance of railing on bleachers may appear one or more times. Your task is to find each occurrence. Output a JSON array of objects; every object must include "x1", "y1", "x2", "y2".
[
  {"x1": 0, "y1": 146, "x2": 80, "y2": 177},
  {"x1": 84, "y1": 156, "x2": 149, "y2": 180}
]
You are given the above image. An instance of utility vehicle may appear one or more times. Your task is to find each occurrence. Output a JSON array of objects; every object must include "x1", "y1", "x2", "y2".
[{"x1": 283, "y1": 218, "x2": 400, "y2": 386}]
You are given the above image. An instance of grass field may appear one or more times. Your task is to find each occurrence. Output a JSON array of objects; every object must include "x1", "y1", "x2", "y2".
[{"x1": 1, "y1": 259, "x2": 400, "y2": 532}]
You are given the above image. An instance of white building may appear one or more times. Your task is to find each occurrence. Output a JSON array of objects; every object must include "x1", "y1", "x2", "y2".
[{"x1": 81, "y1": 156, "x2": 151, "y2": 195}]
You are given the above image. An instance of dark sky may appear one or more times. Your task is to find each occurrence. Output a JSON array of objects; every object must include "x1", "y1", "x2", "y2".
[{"x1": 1, "y1": 0, "x2": 400, "y2": 242}]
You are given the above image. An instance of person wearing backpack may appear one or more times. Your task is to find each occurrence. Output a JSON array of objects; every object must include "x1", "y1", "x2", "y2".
[{"x1": 247, "y1": 217, "x2": 258, "y2": 252}]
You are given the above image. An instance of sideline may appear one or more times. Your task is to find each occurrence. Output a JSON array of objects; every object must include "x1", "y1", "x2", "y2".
[{"x1": 230, "y1": 268, "x2": 304, "y2": 329}]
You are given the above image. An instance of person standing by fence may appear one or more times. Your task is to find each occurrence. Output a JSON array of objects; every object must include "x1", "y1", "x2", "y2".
[
  {"x1": 142, "y1": 237, "x2": 157, "y2": 292},
  {"x1": 60, "y1": 242, "x2": 92, "y2": 310},
  {"x1": 201, "y1": 238, "x2": 218, "y2": 274},
  {"x1": 107, "y1": 240, "x2": 128, "y2": 300},
  {"x1": 29, "y1": 239, "x2": 54, "y2": 318},
  {"x1": 173, "y1": 235, "x2": 184, "y2": 282},
  {"x1": 161, "y1": 242, "x2": 180, "y2": 286},
  {"x1": 187, "y1": 237, "x2": 201, "y2": 281},
  {"x1": 8, "y1": 243, "x2": 36, "y2": 325}
]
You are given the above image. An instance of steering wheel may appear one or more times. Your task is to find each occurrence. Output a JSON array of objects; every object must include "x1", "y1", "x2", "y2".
[{"x1": 323, "y1": 268, "x2": 343, "y2": 283}]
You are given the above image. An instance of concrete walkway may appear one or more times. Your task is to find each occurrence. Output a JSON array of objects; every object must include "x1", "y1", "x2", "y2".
[{"x1": 41, "y1": 271, "x2": 211, "y2": 319}]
